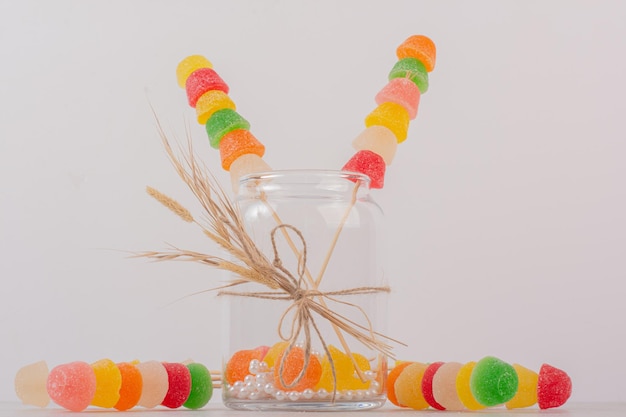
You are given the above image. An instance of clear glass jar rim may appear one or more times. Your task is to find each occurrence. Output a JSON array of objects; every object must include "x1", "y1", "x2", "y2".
[{"x1": 239, "y1": 169, "x2": 371, "y2": 187}]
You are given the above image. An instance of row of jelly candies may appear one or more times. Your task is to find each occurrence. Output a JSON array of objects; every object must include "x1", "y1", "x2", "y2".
[
  {"x1": 176, "y1": 55, "x2": 270, "y2": 193},
  {"x1": 388, "y1": 356, "x2": 572, "y2": 411},
  {"x1": 342, "y1": 34, "x2": 436, "y2": 189},
  {"x1": 15, "y1": 359, "x2": 216, "y2": 412}
]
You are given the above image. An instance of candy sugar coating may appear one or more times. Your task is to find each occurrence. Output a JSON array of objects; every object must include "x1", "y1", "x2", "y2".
[
  {"x1": 394, "y1": 361, "x2": 429, "y2": 410},
  {"x1": 386, "y1": 361, "x2": 413, "y2": 407},
  {"x1": 225, "y1": 348, "x2": 265, "y2": 385},
  {"x1": 315, "y1": 345, "x2": 370, "y2": 392},
  {"x1": 364, "y1": 102, "x2": 410, "y2": 143},
  {"x1": 422, "y1": 362, "x2": 446, "y2": 410},
  {"x1": 432, "y1": 361, "x2": 465, "y2": 411},
  {"x1": 185, "y1": 68, "x2": 229, "y2": 107},
  {"x1": 90, "y1": 358, "x2": 122, "y2": 408},
  {"x1": 135, "y1": 361, "x2": 169, "y2": 408},
  {"x1": 505, "y1": 363, "x2": 538, "y2": 409},
  {"x1": 342, "y1": 150, "x2": 386, "y2": 189},
  {"x1": 205, "y1": 108, "x2": 250, "y2": 149},
  {"x1": 219, "y1": 129, "x2": 266, "y2": 170},
  {"x1": 176, "y1": 55, "x2": 213, "y2": 88},
  {"x1": 14, "y1": 360, "x2": 50, "y2": 407},
  {"x1": 456, "y1": 362, "x2": 486, "y2": 410},
  {"x1": 396, "y1": 35, "x2": 437, "y2": 72},
  {"x1": 114, "y1": 362, "x2": 143, "y2": 411},
  {"x1": 352, "y1": 126, "x2": 398, "y2": 165},
  {"x1": 470, "y1": 356, "x2": 518, "y2": 407},
  {"x1": 537, "y1": 364, "x2": 572, "y2": 409},
  {"x1": 196, "y1": 90, "x2": 236, "y2": 125},
  {"x1": 47, "y1": 361, "x2": 96, "y2": 412},
  {"x1": 273, "y1": 346, "x2": 322, "y2": 391},
  {"x1": 161, "y1": 362, "x2": 192, "y2": 409},
  {"x1": 375, "y1": 78, "x2": 421, "y2": 120},
  {"x1": 183, "y1": 363, "x2": 213, "y2": 409},
  {"x1": 389, "y1": 58, "x2": 429, "y2": 94},
  {"x1": 230, "y1": 154, "x2": 272, "y2": 194}
]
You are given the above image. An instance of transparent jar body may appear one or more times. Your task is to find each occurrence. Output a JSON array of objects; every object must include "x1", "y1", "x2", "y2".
[{"x1": 222, "y1": 170, "x2": 388, "y2": 411}]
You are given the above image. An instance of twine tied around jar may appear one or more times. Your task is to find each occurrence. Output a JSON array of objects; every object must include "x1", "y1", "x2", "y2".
[{"x1": 218, "y1": 224, "x2": 394, "y2": 396}]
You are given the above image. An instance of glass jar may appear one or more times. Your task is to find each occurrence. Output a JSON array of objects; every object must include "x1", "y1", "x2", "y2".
[{"x1": 222, "y1": 170, "x2": 388, "y2": 411}]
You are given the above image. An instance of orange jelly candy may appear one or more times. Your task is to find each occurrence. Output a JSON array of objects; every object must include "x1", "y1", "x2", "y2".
[
  {"x1": 225, "y1": 347, "x2": 265, "y2": 385},
  {"x1": 396, "y1": 35, "x2": 437, "y2": 72},
  {"x1": 273, "y1": 346, "x2": 322, "y2": 391},
  {"x1": 219, "y1": 129, "x2": 265, "y2": 171},
  {"x1": 114, "y1": 362, "x2": 143, "y2": 411}
]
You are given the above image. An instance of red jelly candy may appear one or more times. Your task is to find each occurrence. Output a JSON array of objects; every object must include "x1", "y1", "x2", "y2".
[
  {"x1": 161, "y1": 363, "x2": 192, "y2": 409},
  {"x1": 537, "y1": 364, "x2": 572, "y2": 409},
  {"x1": 185, "y1": 68, "x2": 229, "y2": 107},
  {"x1": 421, "y1": 362, "x2": 446, "y2": 410},
  {"x1": 342, "y1": 150, "x2": 386, "y2": 189}
]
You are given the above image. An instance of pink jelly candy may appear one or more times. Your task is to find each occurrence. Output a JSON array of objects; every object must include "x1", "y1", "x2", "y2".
[
  {"x1": 47, "y1": 361, "x2": 96, "y2": 412},
  {"x1": 161, "y1": 362, "x2": 192, "y2": 408},
  {"x1": 185, "y1": 68, "x2": 229, "y2": 108},
  {"x1": 537, "y1": 364, "x2": 572, "y2": 409},
  {"x1": 422, "y1": 362, "x2": 446, "y2": 410},
  {"x1": 342, "y1": 150, "x2": 386, "y2": 189},
  {"x1": 375, "y1": 78, "x2": 421, "y2": 119}
]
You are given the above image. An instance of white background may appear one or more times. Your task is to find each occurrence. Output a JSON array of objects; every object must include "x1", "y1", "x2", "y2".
[{"x1": 1, "y1": 0, "x2": 625, "y2": 405}]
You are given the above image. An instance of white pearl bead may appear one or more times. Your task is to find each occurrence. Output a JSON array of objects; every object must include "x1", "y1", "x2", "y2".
[
  {"x1": 264, "y1": 383, "x2": 276, "y2": 395},
  {"x1": 259, "y1": 361, "x2": 269, "y2": 373},
  {"x1": 249, "y1": 359, "x2": 260, "y2": 375},
  {"x1": 248, "y1": 391, "x2": 261, "y2": 400},
  {"x1": 233, "y1": 381, "x2": 244, "y2": 390},
  {"x1": 274, "y1": 390, "x2": 286, "y2": 401},
  {"x1": 302, "y1": 388, "x2": 314, "y2": 399},
  {"x1": 316, "y1": 388, "x2": 329, "y2": 399},
  {"x1": 288, "y1": 391, "x2": 300, "y2": 401}
]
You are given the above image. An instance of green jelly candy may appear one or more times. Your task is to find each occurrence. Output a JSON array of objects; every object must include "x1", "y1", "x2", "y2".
[
  {"x1": 205, "y1": 108, "x2": 250, "y2": 149},
  {"x1": 389, "y1": 57, "x2": 429, "y2": 94},
  {"x1": 183, "y1": 363, "x2": 213, "y2": 409},
  {"x1": 470, "y1": 356, "x2": 519, "y2": 407}
]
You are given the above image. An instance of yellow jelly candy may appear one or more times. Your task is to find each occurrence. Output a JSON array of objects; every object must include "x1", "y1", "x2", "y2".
[
  {"x1": 456, "y1": 362, "x2": 486, "y2": 410},
  {"x1": 506, "y1": 364, "x2": 539, "y2": 409},
  {"x1": 90, "y1": 358, "x2": 122, "y2": 408},
  {"x1": 315, "y1": 345, "x2": 370, "y2": 392},
  {"x1": 176, "y1": 55, "x2": 213, "y2": 88},
  {"x1": 264, "y1": 341, "x2": 290, "y2": 370},
  {"x1": 394, "y1": 362, "x2": 428, "y2": 410},
  {"x1": 195, "y1": 90, "x2": 236, "y2": 125},
  {"x1": 364, "y1": 102, "x2": 410, "y2": 143}
]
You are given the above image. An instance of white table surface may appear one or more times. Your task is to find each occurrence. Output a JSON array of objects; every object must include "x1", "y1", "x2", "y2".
[{"x1": 2, "y1": 402, "x2": 625, "y2": 417}]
